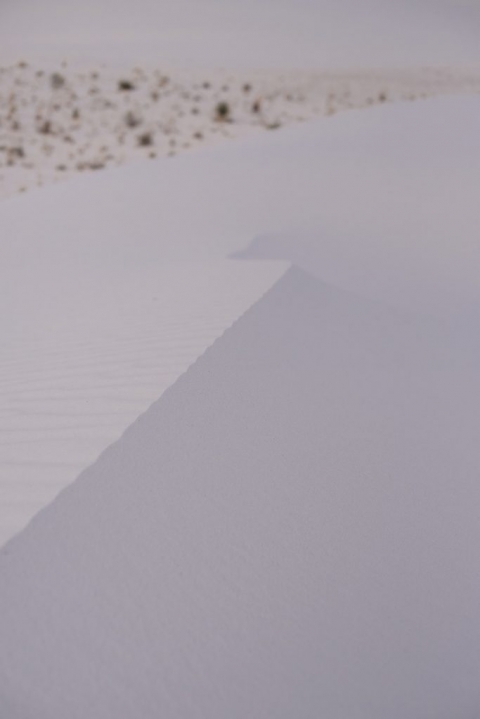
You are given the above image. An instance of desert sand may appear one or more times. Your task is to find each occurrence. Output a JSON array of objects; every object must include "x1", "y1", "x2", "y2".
[{"x1": 1, "y1": 0, "x2": 480, "y2": 716}]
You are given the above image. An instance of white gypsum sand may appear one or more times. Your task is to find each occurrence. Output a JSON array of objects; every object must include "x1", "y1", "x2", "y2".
[
  {"x1": 2, "y1": 95, "x2": 479, "y2": 310},
  {"x1": 0, "y1": 260, "x2": 287, "y2": 547},
  {"x1": 231, "y1": 94, "x2": 480, "y2": 317},
  {"x1": 1, "y1": 0, "x2": 480, "y2": 713},
  {"x1": 1, "y1": 267, "x2": 480, "y2": 718},
  {"x1": 1, "y1": 95, "x2": 480, "y2": 547},
  {"x1": 1, "y1": 64, "x2": 479, "y2": 200}
]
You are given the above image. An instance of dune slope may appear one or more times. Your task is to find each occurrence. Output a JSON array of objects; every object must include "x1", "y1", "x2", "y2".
[
  {"x1": 2, "y1": 93, "x2": 480, "y2": 544},
  {"x1": 3, "y1": 95, "x2": 479, "y2": 311},
  {"x1": 1, "y1": 267, "x2": 479, "y2": 718},
  {"x1": 0, "y1": 260, "x2": 287, "y2": 546}
]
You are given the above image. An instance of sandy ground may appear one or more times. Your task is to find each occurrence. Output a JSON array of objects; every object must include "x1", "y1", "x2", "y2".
[
  {"x1": 2, "y1": 93, "x2": 480, "y2": 547},
  {"x1": 1, "y1": 62, "x2": 480, "y2": 200},
  {"x1": 2, "y1": 264, "x2": 480, "y2": 718},
  {"x1": 0, "y1": 260, "x2": 287, "y2": 547}
]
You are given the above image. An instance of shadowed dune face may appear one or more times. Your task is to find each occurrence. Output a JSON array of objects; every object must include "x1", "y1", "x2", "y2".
[
  {"x1": 0, "y1": 1, "x2": 479, "y2": 716},
  {"x1": 0, "y1": 260, "x2": 288, "y2": 547},
  {"x1": 1, "y1": 268, "x2": 480, "y2": 717},
  {"x1": 1, "y1": 93, "x2": 479, "y2": 548},
  {"x1": 229, "y1": 95, "x2": 480, "y2": 317}
]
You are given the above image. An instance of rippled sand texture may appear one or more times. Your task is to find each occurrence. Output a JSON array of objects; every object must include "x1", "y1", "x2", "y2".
[{"x1": 0, "y1": 261, "x2": 288, "y2": 546}]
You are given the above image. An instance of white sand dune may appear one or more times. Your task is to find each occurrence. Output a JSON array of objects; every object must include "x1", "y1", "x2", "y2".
[
  {"x1": 0, "y1": 0, "x2": 479, "y2": 715},
  {"x1": 1, "y1": 0, "x2": 479, "y2": 68},
  {"x1": 1, "y1": 267, "x2": 480, "y2": 718},
  {"x1": 3, "y1": 94, "x2": 479, "y2": 310},
  {"x1": 0, "y1": 260, "x2": 287, "y2": 546},
  {"x1": 1, "y1": 94, "x2": 480, "y2": 545}
]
